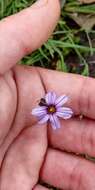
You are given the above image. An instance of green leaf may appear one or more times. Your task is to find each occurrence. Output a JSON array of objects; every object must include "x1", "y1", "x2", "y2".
[{"x1": 81, "y1": 63, "x2": 89, "y2": 76}]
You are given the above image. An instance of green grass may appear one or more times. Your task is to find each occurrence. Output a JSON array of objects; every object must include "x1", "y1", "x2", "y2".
[{"x1": 0, "y1": 0, "x2": 95, "y2": 77}]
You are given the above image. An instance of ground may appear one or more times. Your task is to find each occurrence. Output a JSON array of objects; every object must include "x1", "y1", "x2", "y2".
[{"x1": 0, "y1": 0, "x2": 95, "y2": 189}]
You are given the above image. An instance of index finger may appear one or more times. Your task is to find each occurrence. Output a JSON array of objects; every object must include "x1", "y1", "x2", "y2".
[
  {"x1": 0, "y1": 0, "x2": 60, "y2": 74},
  {"x1": 38, "y1": 68, "x2": 95, "y2": 119}
]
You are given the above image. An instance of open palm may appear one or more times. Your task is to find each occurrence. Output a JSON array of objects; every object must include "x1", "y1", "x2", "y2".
[{"x1": 0, "y1": 0, "x2": 95, "y2": 189}]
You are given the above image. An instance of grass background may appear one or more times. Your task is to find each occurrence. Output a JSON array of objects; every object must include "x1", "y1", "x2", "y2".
[
  {"x1": 0, "y1": 0, "x2": 95, "y2": 77},
  {"x1": 0, "y1": 0, "x2": 95, "y2": 189}
]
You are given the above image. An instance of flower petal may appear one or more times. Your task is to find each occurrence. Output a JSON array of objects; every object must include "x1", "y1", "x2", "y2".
[
  {"x1": 50, "y1": 114, "x2": 61, "y2": 130},
  {"x1": 51, "y1": 92, "x2": 57, "y2": 104},
  {"x1": 45, "y1": 92, "x2": 56, "y2": 105},
  {"x1": 38, "y1": 114, "x2": 49, "y2": 124},
  {"x1": 56, "y1": 107, "x2": 73, "y2": 119},
  {"x1": 45, "y1": 92, "x2": 52, "y2": 105},
  {"x1": 55, "y1": 95, "x2": 69, "y2": 107},
  {"x1": 31, "y1": 106, "x2": 47, "y2": 117}
]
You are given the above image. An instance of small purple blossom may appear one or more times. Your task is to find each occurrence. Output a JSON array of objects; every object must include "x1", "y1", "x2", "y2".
[{"x1": 31, "y1": 92, "x2": 73, "y2": 130}]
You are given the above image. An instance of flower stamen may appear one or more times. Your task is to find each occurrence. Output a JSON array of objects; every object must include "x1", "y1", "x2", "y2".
[{"x1": 47, "y1": 105, "x2": 56, "y2": 114}]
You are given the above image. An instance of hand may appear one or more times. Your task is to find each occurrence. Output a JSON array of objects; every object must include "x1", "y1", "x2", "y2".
[{"x1": 0, "y1": 0, "x2": 95, "y2": 190}]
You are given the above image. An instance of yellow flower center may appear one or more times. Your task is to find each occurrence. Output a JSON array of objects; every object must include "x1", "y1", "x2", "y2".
[{"x1": 48, "y1": 106, "x2": 56, "y2": 114}]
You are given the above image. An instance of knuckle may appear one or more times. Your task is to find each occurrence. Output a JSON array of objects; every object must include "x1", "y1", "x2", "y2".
[
  {"x1": 78, "y1": 77, "x2": 91, "y2": 116},
  {"x1": 81, "y1": 119, "x2": 95, "y2": 156},
  {"x1": 70, "y1": 159, "x2": 83, "y2": 190}
]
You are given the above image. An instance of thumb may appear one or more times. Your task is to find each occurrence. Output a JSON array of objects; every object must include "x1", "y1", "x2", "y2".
[{"x1": 0, "y1": 0, "x2": 60, "y2": 74}]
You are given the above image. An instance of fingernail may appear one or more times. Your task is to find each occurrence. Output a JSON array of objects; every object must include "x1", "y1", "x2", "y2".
[
  {"x1": 34, "y1": 0, "x2": 48, "y2": 7},
  {"x1": 60, "y1": 0, "x2": 66, "y2": 8}
]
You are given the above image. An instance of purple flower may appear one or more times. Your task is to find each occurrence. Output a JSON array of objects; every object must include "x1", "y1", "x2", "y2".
[{"x1": 31, "y1": 92, "x2": 73, "y2": 130}]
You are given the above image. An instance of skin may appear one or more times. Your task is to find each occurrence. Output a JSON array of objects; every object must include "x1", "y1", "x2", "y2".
[{"x1": 0, "y1": 0, "x2": 95, "y2": 189}]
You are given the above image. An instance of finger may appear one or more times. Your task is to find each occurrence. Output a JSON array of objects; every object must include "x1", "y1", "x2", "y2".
[
  {"x1": 48, "y1": 118, "x2": 95, "y2": 157},
  {"x1": 40, "y1": 148, "x2": 95, "y2": 190},
  {"x1": 0, "y1": 124, "x2": 47, "y2": 189},
  {"x1": 0, "y1": 0, "x2": 60, "y2": 74},
  {"x1": 34, "y1": 185, "x2": 49, "y2": 190},
  {"x1": 0, "y1": 71, "x2": 17, "y2": 161},
  {"x1": 1, "y1": 66, "x2": 45, "y2": 162},
  {"x1": 38, "y1": 68, "x2": 95, "y2": 119}
]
